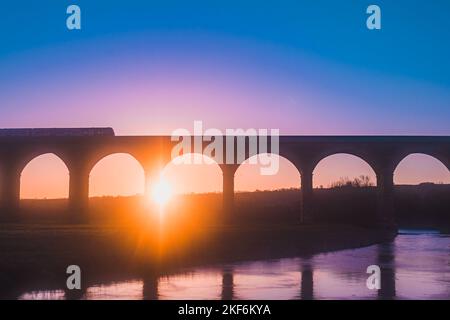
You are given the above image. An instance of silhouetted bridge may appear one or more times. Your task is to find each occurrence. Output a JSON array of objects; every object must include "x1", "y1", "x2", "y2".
[{"x1": 0, "y1": 128, "x2": 449, "y2": 225}]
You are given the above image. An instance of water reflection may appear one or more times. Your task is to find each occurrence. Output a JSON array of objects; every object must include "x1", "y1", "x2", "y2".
[
  {"x1": 65, "y1": 286, "x2": 86, "y2": 300},
  {"x1": 18, "y1": 232, "x2": 449, "y2": 300},
  {"x1": 300, "y1": 258, "x2": 314, "y2": 300},
  {"x1": 377, "y1": 243, "x2": 396, "y2": 300},
  {"x1": 221, "y1": 267, "x2": 234, "y2": 300},
  {"x1": 158, "y1": 272, "x2": 222, "y2": 300},
  {"x1": 143, "y1": 276, "x2": 159, "y2": 300},
  {"x1": 20, "y1": 290, "x2": 65, "y2": 300},
  {"x1": 394, "y1": 232, "x2": 449, "y2": 299},
  {"x1": 84, "y1": 281, "x2": 142, "y2": 300}
]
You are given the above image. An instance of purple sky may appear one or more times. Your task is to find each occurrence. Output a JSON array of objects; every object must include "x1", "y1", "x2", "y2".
[{"x1": 2, "y1": 1, "x2": 449, "y2": 197}]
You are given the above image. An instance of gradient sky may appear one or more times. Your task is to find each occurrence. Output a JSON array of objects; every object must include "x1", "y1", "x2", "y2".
[{"x1": 1, "y1": 1, "x2": 449, "y2": 198}]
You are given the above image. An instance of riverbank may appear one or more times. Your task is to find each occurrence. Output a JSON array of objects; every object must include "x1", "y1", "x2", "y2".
[{"x1": 0, "y1": 223, "x2": 395, "y2": 299}]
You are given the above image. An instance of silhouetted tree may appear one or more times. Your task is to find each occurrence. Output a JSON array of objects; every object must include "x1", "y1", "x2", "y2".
[{"x1": 329, "y1": 175, "x2": 373, "y2": 188}]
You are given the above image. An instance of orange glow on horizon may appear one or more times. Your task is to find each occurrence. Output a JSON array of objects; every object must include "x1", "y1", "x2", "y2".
[
  {"x1": 89, "y1": 153, "x2": 145, "y2": 197},
  {"x1": 161, "y1": 154, "x2": 222, "y2": 194},
  {"x1": 17, "y1": 153, "x2": 450, "y2": 199},
  {"x1": 235, "y1": 154, "x2": 300, "y2": 191},
  {"x1": 20, "y1": 153, "x2": 69, "y2": 199}
]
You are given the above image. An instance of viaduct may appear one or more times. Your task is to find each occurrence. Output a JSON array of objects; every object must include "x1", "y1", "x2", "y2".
[{"x1": 0, "y1": 128, "x2": 449, "y2": 225}]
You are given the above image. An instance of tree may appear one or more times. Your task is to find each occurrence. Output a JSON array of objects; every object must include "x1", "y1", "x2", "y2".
[{"x1": 329, "y1": 175, "x2": 373, "y2": 188}]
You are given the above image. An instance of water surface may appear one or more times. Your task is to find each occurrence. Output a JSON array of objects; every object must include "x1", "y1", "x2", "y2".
[{"x1": 20, "y1": 230, "x2": 449, "y2": 300}]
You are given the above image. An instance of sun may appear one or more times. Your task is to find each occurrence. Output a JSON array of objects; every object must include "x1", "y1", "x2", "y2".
[{"x1": 151, "y1": 177, "x2": 172, "y2": 207}]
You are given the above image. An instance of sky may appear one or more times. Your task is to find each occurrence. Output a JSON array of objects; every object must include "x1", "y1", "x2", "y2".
[{"x1": 0, "y1": 1, "x2": 449, "y2": 198}]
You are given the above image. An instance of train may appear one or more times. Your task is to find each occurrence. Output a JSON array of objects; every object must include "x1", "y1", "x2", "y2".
[{"x1": 0, "y1": 128, "x2": 115, "y2": 137}]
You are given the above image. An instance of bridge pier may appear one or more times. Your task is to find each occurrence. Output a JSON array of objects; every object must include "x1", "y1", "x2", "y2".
[
  {"x1": 0, "y1": 160, "x2": 21, "y2": 220},
  {"x1": 300, "y1": 169, "x2": 314, "y2": 224},
  {"x1": 376, "y1": 169, "x2": 396, "y2": 227},
  {"x1": 68, "y1": 163, "x2": 90, "y2": 222},
  {"x1": 221, "y1": 165, "x2": 238, "y2": 218}
]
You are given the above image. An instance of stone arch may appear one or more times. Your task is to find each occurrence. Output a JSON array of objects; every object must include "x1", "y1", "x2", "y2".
[
  {"x1": 234, "y1": 153, "x2": 301, "y2": 191},
  {"x1": 162, "y1": 153, "x2": 223, "y2": 194},
  {"x1": 313, "y1": 153, "x2": 377, "y2": 188},
  {"x1": 392, "y1": 153, "x2": 450, "y2": 227},
  {"x1": 311, "y1": 153, "x2": 378, "y2": 225},
  {"x1": 89, "y1": 153, "x2": 145, "y2": 197},
  {"x1": 394, "y1": 153, "x2": 450, "y2": 185}
]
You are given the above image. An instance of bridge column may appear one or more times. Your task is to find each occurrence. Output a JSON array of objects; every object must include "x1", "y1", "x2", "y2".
[
  {"x1": 221, "y1": 165, "x2": 238, "y2": 217},
  {"x1": 0, "y1": 160, "x2": 21, "y2": 220},
  {"x1": 68, "y1": 162, "x2": 90, "y2": 222},
  {"x1": 300, "y1": 168, "x2": 314, "y2": 224},
  {"x1": 376, "y1": 168, "x2": 396, "y2": 227}
]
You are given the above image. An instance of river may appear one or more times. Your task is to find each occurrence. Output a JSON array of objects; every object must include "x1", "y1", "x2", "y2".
[{"x1": 19, "y1": 230, "x2": 449, "y2": 300}]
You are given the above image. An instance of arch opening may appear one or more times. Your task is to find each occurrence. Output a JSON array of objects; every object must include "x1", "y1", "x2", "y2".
[
  {"x1": 89, "y1": 153, "x2": 145, "y2": 197},
  {"x1": 162, "y1": 153, "x2": 222, "y2": 195},
  {"x1": 313, "y1": 153, "x2": 376, "y2": 188},
  {"x1": 20, "y1": 153, "x2": 69, "y2": 200},
  {"x1": 393, "y1": 153, "x2": 450, "y2": 228},
  {"x1": 235, "y1": 153, "x2": 300, "y2": 192},
  {"x1": 88, "y1": 153, "x2": 146, "y2": 224},
  {"x1": 234, "y1": 153, "x2": 301, "y2": 222},
  {"x1": 312, "y1": 153, "x2": 377, "y2": 224},
  {"x1": 394, "y1": 153, "x2": 450, "y2": 185},
  {"x1": 157, "y1": 153, "x2": 223, "y2": 237}
]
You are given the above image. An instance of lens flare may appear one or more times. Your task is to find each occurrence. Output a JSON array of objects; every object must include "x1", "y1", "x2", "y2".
[{"x1": 151, "y1": 178, "x2": 172, "y2": 207}]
